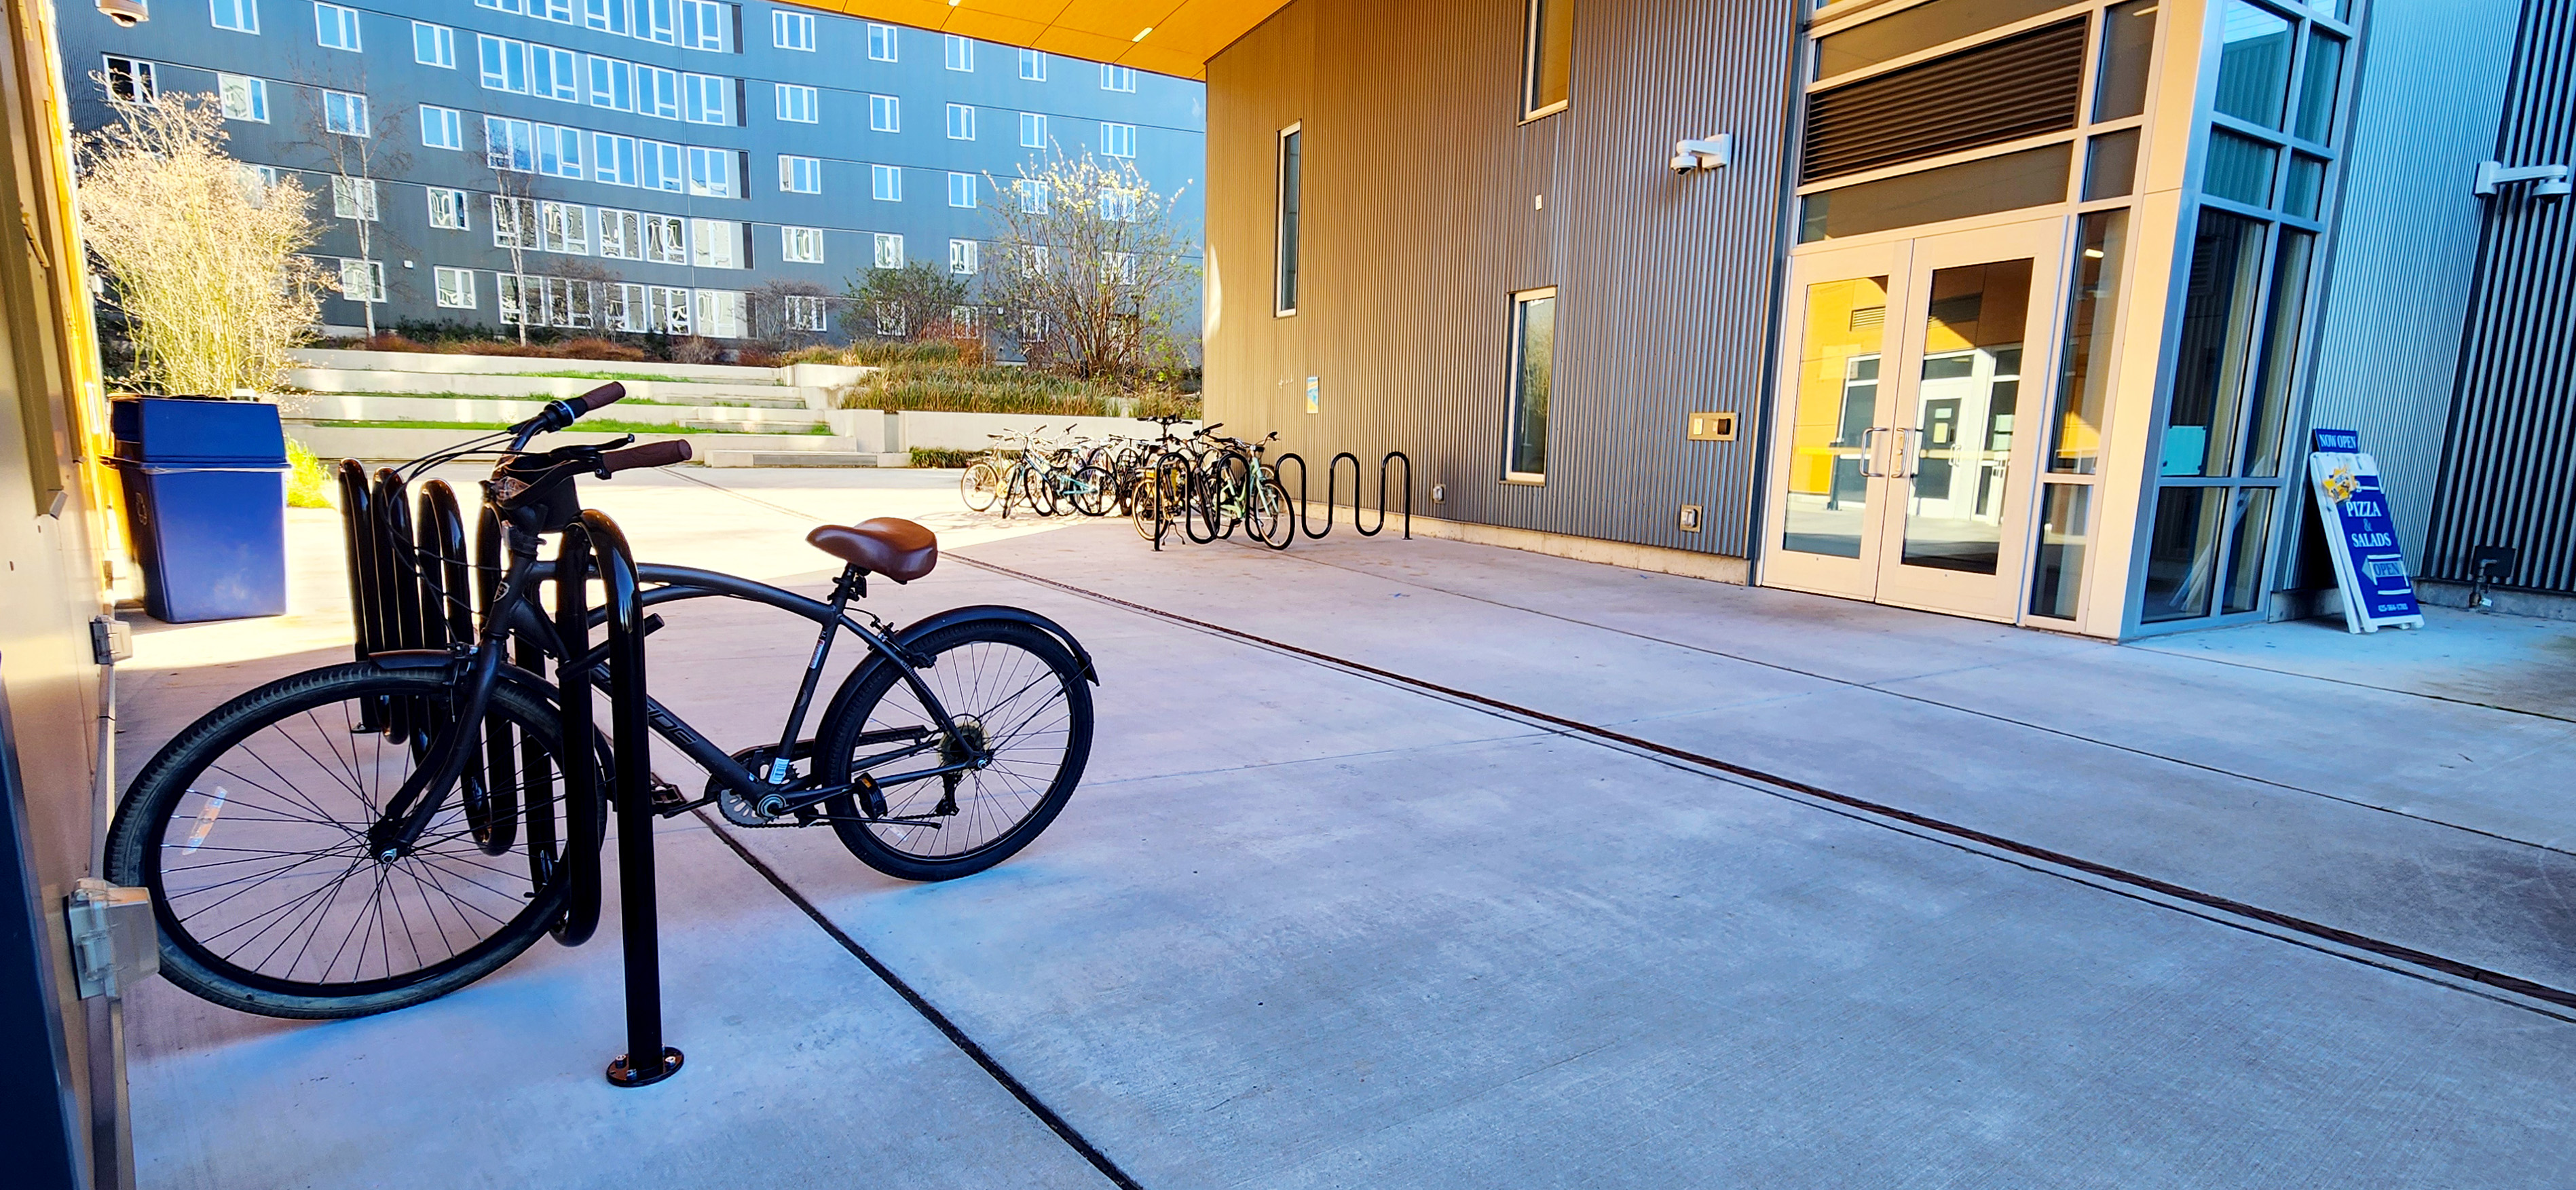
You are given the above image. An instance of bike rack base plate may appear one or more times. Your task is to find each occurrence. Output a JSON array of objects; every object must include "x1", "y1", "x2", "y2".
[{"x1": 605, "y1": 1047, "x2": 684, "y2": 1089}]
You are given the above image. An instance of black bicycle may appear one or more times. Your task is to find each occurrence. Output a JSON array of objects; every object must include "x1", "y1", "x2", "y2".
[{"x1": 104, "y1": 384, "x2": 1098, "y2": 1019}]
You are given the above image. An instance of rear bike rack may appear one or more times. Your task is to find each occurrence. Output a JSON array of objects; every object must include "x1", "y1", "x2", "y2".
[{"x1": 1148, "y1": 449, "x2": 1411, "y2": 552}]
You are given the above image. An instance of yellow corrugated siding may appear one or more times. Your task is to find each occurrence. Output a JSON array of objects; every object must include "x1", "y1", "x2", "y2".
[{"x1": 788, "y1": 0, "x2": 1293, "y2": 78}]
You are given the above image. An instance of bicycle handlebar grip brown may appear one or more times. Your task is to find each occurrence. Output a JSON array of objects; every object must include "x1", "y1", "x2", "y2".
[
  {"x1": 576, "y1": 382, "x2": 627, "y2": 411},
  {"x1": 601, "y1": 439, "x2": 692, "y2": 472}
]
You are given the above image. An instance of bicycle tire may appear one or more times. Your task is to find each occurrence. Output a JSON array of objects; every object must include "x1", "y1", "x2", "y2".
[
  {"x1": 960, "y1": 462, "x2": 1003, "y2": 513},
  {"x1": 103, "y1": 664, "x2": 589, "y2": 1019},
  {"x1": 819, "y1": 621, "x2": 1093, "y2": 881},
  {"x1": 1028, "y1": 468, "x2": 1061, "y2": 517},
  {"x1": 1069, "y1": 465, "x2": 1115, "y2": 517},
  {"x1": 1130, "y1": 473, "x2": 1166, "y2": 542}
]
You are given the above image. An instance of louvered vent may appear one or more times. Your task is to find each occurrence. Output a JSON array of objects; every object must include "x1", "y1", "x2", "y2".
[{"x1": 1802, "y1": 18, "x2": 2089, "y2": 183}]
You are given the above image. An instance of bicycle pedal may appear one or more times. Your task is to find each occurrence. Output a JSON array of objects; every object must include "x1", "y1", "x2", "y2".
[{"x1": 648, "y1": 777, "x2": 688, "y2": 811}]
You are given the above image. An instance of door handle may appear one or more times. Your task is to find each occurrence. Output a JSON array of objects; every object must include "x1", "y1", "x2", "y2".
[
  {"x1": 1891, "y1": 428, "x2": 1917, "y2": 479},
  {"x1": 1858, "y1": 427, "x2": 1882, "y2": 477}
]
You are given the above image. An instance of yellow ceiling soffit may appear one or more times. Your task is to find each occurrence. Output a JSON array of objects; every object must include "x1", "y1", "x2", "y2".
[{"x1": 787, "y1": 1, "x2": 1289, "y2": 80}]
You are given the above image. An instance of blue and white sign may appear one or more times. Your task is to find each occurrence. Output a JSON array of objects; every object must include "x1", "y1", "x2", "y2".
[{"x1": 2307, "y1": 428, "x2": 2424, "y2": 633}]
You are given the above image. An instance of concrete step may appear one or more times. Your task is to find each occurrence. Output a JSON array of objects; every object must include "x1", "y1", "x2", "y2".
[
  {"x1": 703, "y1": 449, "x2": 912, "y2": 468},
  {"x1": 682, "y1": 418, "x2": 828, "y2": 433},
  {"x1": 284, "y1": 422, "x2": 865, "y2": 462},
  {"x1": 286, "y1": 368, "x2": 825, "y2": 409},
  {"x1": 286, "y1": 392, "x2": 828, "y2": 430}
]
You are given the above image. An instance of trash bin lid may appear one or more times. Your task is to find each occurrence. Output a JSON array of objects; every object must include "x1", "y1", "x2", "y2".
[{"x1": 108, "y1": 396, "x2": 289, "y2": 468}]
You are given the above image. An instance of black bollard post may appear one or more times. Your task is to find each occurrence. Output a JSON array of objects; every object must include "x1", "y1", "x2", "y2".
[{"x1": 586, "y1": 510, "x2": 682, "y2": 1089}]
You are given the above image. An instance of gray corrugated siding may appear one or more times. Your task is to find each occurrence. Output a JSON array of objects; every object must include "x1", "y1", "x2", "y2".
[
  {"x1": 1202, "y1": 0, "x2": 1795, "y2": 557},
  {"x1": 2425, "y1": 0, "x2": 2576, "y2": 593},
  {"x1": 2300, "y1": 0, "x2": 2522, "y2": 572}
]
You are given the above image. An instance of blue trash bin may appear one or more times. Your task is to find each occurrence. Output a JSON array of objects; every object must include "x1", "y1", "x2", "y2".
[{"x1": 109, "y1": 397, "x2": 291, "y2": 623}]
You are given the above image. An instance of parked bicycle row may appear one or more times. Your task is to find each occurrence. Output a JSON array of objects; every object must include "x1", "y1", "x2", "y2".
[{"x1": 956, "y1": 416, "x2": 1324, "y2": 546}]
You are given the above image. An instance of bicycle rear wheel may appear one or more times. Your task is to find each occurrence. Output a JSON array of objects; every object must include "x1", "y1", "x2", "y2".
[
  {"x1": 103, "y1": 664, "x2": 587, "y2": 1019},
  {"x1": 960, "y1": 462, "x2": 1003, "y2": 513},
  {"x1": 1069, "y1": 465, "x2": 1115, "y2": 517},
  {"x1": 819, "y1": 621, "x2": 1093, "y2": 881}
]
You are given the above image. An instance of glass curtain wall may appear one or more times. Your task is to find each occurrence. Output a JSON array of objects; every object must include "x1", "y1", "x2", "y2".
[{"x1": 2137, "y1": 0, "x2": 2354, "y2": 627}]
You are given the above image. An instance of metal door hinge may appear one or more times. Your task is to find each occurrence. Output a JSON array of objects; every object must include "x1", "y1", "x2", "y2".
[
  {"x1": 92, "y1": 616, "x2": 133, "y2": 665},
  {"x1": 67, "y1": 879, "x2": 157, "y2": 999}
]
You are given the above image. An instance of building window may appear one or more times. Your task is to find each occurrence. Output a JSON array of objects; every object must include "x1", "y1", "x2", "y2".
[
  {"x1": 590, "y1": 57, "x2": 636, "y2": 111},
  {"x1": 645, "y1": 284, "x2": 690, "y2": 332},
  {"x1": 947, "y1": 172, "x2": 977, "y2": 208},
  {"x1": 696, "y1": 289, "x2": 747, "y2": 337},
  {"x1": 873, "y1": 301, "x2": 905, "y2": 337},
  {"x1": 593, "y1": 133, "x2": 639, "y2": 185},
  {"x1": 426, "y1": 187, "x2": 469, "y2": 229},
  {"x1": 1018, "y1": 179, "x2": 1049, "y2": 214},
  {"x1": 434, "y1": 266, "x2": 475, "y2": 309},
  {"x1": 780, "y1": 154, "x2": 821, "y2": 193},
  {"x1": 532, "y1": 45, "x2": 580, "y2": 103},
  {"x1": 872, "y1": 232, "x2": 903, "y2": 269},
  {"x1": 1102, "y1": 188, "x2": 1138, "y2": 222},
  {"x1": 486, "y1": 116, "x2": 535, "y2": 170},
  {"x1": 689, "y1": 217, "x2": 742, "y2": 267},
  {"x1": 643, "y1": 213, "x2": 685, "y2": 263},
  {"x1": 585, "y1": 0, "x2": 631, "y2": 35},
  {"x1": 637, "y1": 64, "x2": 680, "y2": 119},
  {"x1": 1506, "y1": 287, "x2": 1555, "y2": 480},
  {"x1": 536, "y1": 123, "x2": 585, "y2": 178},
  {"x1": 1019, "y1": 112, "x2": 1046, "y2": 148},
  {"x1": 322, "y1": 90, "x2": 369, "y2": 136},
  {"x1": 218, "y1": 75, "x2": 268, "y2": 122},
  {"x1": 679, "y1": 0, "x2": 724, "y2": 50},
  {"x1": 869, "y1": 94, "x2": 899, "y2": 132},
  {"x1": 682, "y1": 73, "x2": 730, "y2": 124},
  {"x1": 639, "y1": 138, "x2": 683, "y2": 191},
  {"x1": 479, "y1": 35, "x2": 529, "y2": 94},
  {"x1": 1100, "y1": 251, "x2": 1138, "y2": 285},
  {"x1": 950, "y1": 238, "x2": 978, "y2": 274},
  {"x1": 867, "y1": 23, "x2": 895, "y2": 61},
  {"x1": 597, "y1": 208, "x2": 643, "y2": 259},
  {"x1": 314, "y1": 1, "x2": 360, "y2": 51},
  {"x1": 686, "y1": 145, "x2": 732, "y2": 196},
  {"x1": 329, "y1": 176, "x2": 377, "y2": 221},
  {"x1": 772, "y1": 10, "x2": 814, "y2": 50},
  {"x1": 947, "y1": 103, "x2": 975, "y2": 140},
  {"x1": 419, "y1": 105, "x2": 461, "y2": 148},
  {"x1": 212, "y1": 0, "x2": 258, "y2": 34},
  {"x1": 776, "y1": 83, "x2": 817, "y2": 124},
  {"x1": 102, "y1": 56, "x2": 155, "y2": 103},
  {"x1": 237, "y1": 164, "x2": 285, "y2": 202},
  {"x1": 491, "y1": 196, "x2": 538, "y2": 248},
  {"x1": 474, "y1": 0, "x2": 523, "y2": 14},
  {"x1": 412, "y1": 21, "x2": 453, "y2": 67},
  {"x1": 1101, "y1": 122, "x2": 1136, "y2": 157},
  {"x1": 337, "y1": 257, "x2": 385, "y2": 302},
  {"x1": 783, "y1": 294, "x2": 827, "y2": 332},
  {"x1": 538, "y1": 200, "x2": 589, "y2": 254},
  {"x1": 1521, "y1": 0, "x2": 1571, "y2": 120},
  {"x1": 1018, "y1": 244, "x2": 1050, "y2": 277},
  {"x1": 1100, "y1": 64, "x2": 1134, "y2": 92},
  {"x1": 1275, "y1": 124, "x2": 1301, "y2": 316},
  {"x1": 638, "y1": 0, "x2": 677, "y2": 44},
  {"x1": 1019, "y1": 48, "x2": 1045, "y2": 81},
  {"x1": 1018, "y1": 308, "x2": 1045, "y2": 342},
  {"x1": 944, "y1": 34, "x2": 973, "y2": 71},
  {"x1": 780, "y1": 225, "x2": 823, "y2": 263},
  {"x1": 871, "y1": 164, "x2": 901, "y2": 202}
]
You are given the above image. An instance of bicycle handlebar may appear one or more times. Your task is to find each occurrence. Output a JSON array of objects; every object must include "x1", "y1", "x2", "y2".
[{"x1": 601, "y1": 439, "x2": 692, "y2": 472}]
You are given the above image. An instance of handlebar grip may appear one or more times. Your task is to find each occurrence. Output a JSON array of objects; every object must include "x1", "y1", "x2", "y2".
[
  {"x1": 576, "y1": 382, "x2": 627, "y2": 411},
  {"x1": 600, "y1": 439, "x2": 692, "y2": 472}
]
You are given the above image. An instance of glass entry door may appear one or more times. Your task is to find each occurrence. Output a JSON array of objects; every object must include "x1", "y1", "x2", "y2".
[{"x1": 1763, "y1": 219, "x2": 2065, "y2": 622}]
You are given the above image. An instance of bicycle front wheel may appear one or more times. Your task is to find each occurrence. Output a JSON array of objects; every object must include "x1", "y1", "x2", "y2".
[
  {"x1": 1069, "y1": 465, "x2": 1115, "y2": 517},
  {"x1": 819, "y1": 621, "x2": 1094, "y2": 881},
  {"x1": 103, "y1": 664, "x2": 587, "y2": 1019}
]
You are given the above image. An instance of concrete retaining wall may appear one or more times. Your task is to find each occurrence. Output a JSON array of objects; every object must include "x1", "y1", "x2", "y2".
[
  {"x1": 284, "y1": 370, "x2": 826, "y2": 408},
  {"x1": 891, "y1": 412, "x2": 1197, "y2": 451},
  {"x1": 288, "y1": 348, "x2": 783, "y2": 383},
  {"x1": 291, "y1": 424, "x2": 859, "y2": 462},
  {"x1": 284, "y1": 393, "x2": 834, "y2": 432}
]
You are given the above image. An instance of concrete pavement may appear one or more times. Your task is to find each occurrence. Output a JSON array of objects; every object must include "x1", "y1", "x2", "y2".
[{"x1": 116, "y1": 466, "x2": 2576, "y2": 1187}]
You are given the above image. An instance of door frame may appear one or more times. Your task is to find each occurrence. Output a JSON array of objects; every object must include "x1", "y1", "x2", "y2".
[{"x1": 1757, "y1": 215, "x2": 2071, "y2": 625}]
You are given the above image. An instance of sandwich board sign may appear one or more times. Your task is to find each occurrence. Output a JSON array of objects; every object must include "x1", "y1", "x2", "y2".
[{"x1": 2307, "y1": 428, "x2": 2424, "y2": 633}]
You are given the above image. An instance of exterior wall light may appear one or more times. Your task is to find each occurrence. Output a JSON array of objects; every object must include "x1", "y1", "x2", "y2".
[
  {"x1": 1670, "y1": 134, "x2": 1731, "y2": 174},
  {"x1": 96, "y1": 0, "x2": 147, "y2": 26},
  {"x1": 2474, "y1": 160, "x2": 2571, "y2": 199}
]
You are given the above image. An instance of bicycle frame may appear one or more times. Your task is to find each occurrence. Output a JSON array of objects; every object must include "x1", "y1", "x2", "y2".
[{"x1": 367, "y1": 492, "x2": 1015, "y2": 861}]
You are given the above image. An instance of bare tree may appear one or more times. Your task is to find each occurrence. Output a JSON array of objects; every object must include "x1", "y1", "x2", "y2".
[
  {"x1": 293, "y1": 60, "x2": 412, "y2": 339},
  {"x1": 751, "y1": 278, "x2": 832, "y2": 350},
  {"x1": 982, "y1": 151, "x2": 1197, "y2": 379},
  {"x1": 77, "y1": 85, "x2": 328, "y2": 395}
]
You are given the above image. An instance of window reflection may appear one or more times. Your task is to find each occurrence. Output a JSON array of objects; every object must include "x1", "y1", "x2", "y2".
[
  {"x1": 2293, "y1": 29, "x2": 2344, "y2": 143},
  {"x1": 2030, "y1": 484, "x2": 2091, "y2": 619},
  {"x1": 2142, "y1": 486, "x2": 2222, "y2": 621},
  {"x1": 1782, "y1": 277, "x2": 1889, "y2": 558},
  {"x1": 2049, "y1": 210, "x2": 2127, "y2": 475},
  {"x1": 2214, "y1": 1, "x2": 2294, "y2": 129},
  {"x1": 2166, "y1": 210, "x2": 2265, "y2": 478}
]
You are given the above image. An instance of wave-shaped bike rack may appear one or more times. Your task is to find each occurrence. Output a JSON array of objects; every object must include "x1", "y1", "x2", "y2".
[
  {"x1": 335, "y1": 460, "x2": 679, "y2": 1087},
  {"x1": 1148, "y1": 449, "x2": 1411, "y2": 553}
]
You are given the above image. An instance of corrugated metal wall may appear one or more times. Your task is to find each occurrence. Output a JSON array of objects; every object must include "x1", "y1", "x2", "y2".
[
  {"x1": 2425, "y1": 0, "x2": 2576, "y2": 593},
  {"x1": 2299, "y1": 0, "x2": 2522, "y2": 572},
  {"x1": 1203, "y1": 0, "x2": 1797, "y2": 557}
]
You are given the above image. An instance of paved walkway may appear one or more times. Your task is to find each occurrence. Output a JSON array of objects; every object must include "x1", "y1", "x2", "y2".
[{"x1": 117, "y1": 468, "x2": 2576, "y2": 1188}]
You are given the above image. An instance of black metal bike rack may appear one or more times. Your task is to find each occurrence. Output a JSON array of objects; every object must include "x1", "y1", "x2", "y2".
[
  {"x1": 336, "y1": 461, "x2": 677, "y2": 1087},
  {"x1": 1149, "y1": 449, "x2": 1411, "y2": 553}
]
